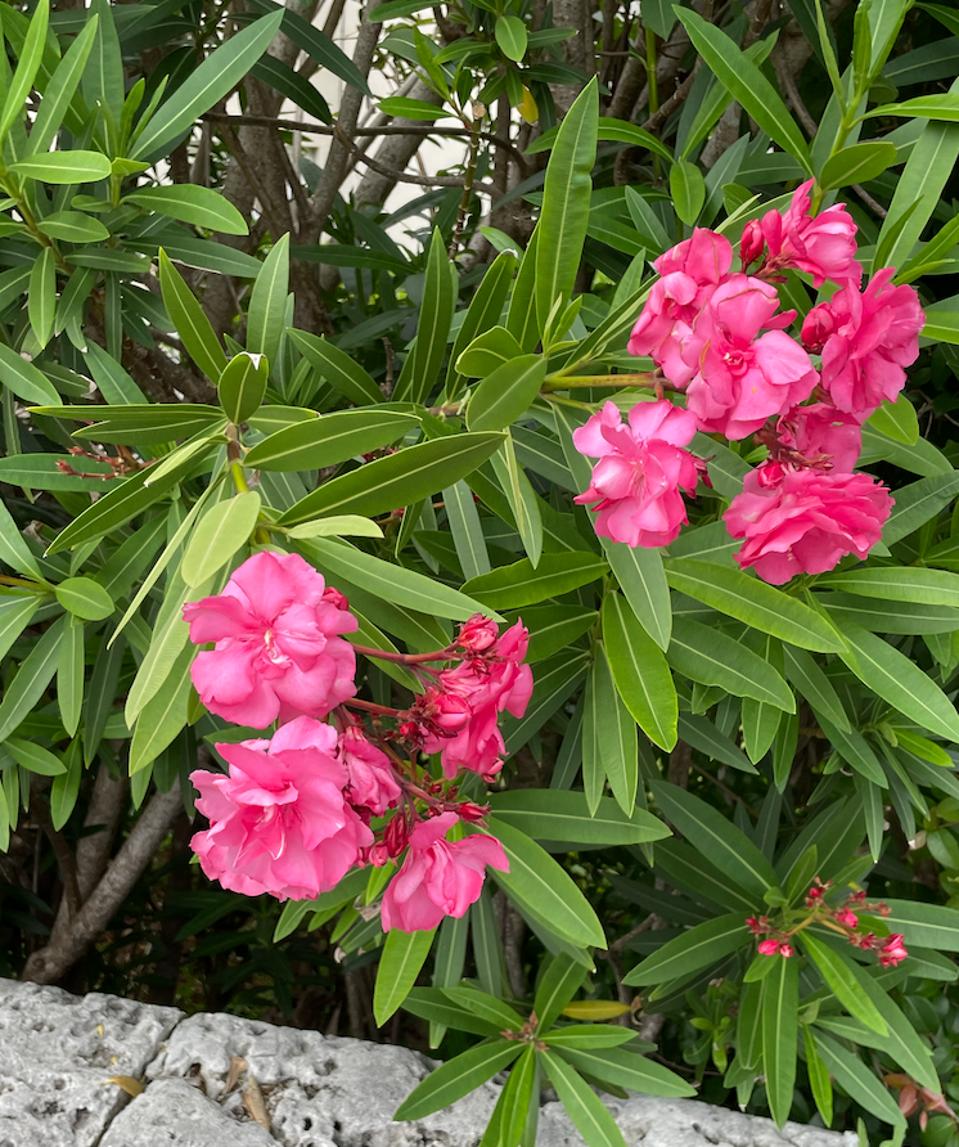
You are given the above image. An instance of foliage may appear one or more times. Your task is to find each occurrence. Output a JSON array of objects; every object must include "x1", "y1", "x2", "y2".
[{"x1": 3, "y1": 1, "x2": 959, "y2": 1145}]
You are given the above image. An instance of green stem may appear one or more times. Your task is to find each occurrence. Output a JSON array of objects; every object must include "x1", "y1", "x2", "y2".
[{"x1": 542, "y1": 372, "x2": 658, "y2": 391}]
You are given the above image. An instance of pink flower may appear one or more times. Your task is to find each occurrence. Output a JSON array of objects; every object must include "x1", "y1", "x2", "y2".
[
  {"x1": 183, "y1": 551, "x2": 358, "y2": 728},
  {"x1": 381, "y1": 812, "x2": 509, "y2": 932},
  {"x1": 834, "y1": 907, "x2": 859, "y2": 928},
  {"x1": 628, "y1": 229, "x2": 733, "y2": 386},
  {"x1": 337, "y1": 725, "x2": 401, "y2": 815},
  {"x1": 724, "y1": 462, "x2": 892, "y2": 585},
  {"x1": 190, "y1": 717, "x2": 372, "y2": 901},
  {"x1": 775, "y1": 402, "x2": 862, "y2": 472},
  {"x1": 802, "y1": 268, "x2": 925, "y2": 421},
  {"x1": 685, "y1": 275, "x2": 818, "y2": 439},
  {"x1": 422, "y1": 621, "x2": 533, "y2": 780},
  {"x1": 573, "y1": 400, "x2": 702, "y2": 547},
  {"x1": 878, "y1": 933, "x2": 908, "y2": 968},
  {"x1": 749, "y1": 179, "x2": 860, "y2": 286},
  {"x1": 456, "y1": 616, "x2": 499, "y2": 652}
]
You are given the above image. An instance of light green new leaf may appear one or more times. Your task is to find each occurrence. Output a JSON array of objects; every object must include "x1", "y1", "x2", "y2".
[
  {"x1": 467, "y1": 355, "x2": 546, "y2": 432},
  {"x1": 126, "y1": 185, "x2": 248, "y2": 235},
  {"x1": 0, "y1": 498, "x2": 44, "y2": 580},
  {"x1": 247, "y1": 233, "x2": 289, "y2": 372},
  {"x1": 676, "y1": 9, "x2": 813, "y2": 176},
  {"x1": 54, "y1": 576, "x2": 114, "y2": 621},
  {"x1": 158, "y1": 250, "x2": 227, "y2": 382},
  {"x1": 128, "y1": 642, "x2": 195, "y2": 774},
  {"x1": 495, "y1": 14, "x2": 528, "y2": 60},
  {"x1": 4, "y1": 738, "x2": 66, "y2": 777},
  {"x1": 9, "y1": 151, "x2": 112, "y2": 183},
  {"x1": 130, "y1": 10, "x2": 284, "y2": 158},
  {"x1": 181, "y1": 492, "x2": 260, "y2": 587},
  {"x1": 602, "y1": 592, "x2": 677, "y2": 751},
  {"x1": 393, "y1": 229, "x2": 455, "y2": 404},
  {"x1": 218, "y1": 352, "x2": 269, "y2": 424},
  {"x1": 0, "y1": 596, "x2": 39, "y2": 664},
  {"x1": 57, "y1": 615, "x2": 84, "y2": 737},
  {"x1": 819, "y1": 142, "x2": 898, "y2": 189},
  {"x1": 535, "y1": 79, "x2": 599, "y2": 330},
  {"x1": 373, "y1": 927, "x2": 436, "y2": 1026}
]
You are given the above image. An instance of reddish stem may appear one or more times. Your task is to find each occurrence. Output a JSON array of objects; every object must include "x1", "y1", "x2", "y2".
[
  {"x1": 351, "y1": 642, "x2": 455, "y2": 665},
  {"x1": 343, "y1": 697, "x2": 405, "y2": 718}
]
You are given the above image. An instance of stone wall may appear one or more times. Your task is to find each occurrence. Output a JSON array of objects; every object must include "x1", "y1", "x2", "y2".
[{"x1": 0, "y1": 978, "x2": 856, "y2": 1147}]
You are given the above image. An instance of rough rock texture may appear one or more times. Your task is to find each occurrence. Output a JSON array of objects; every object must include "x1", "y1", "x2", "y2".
[{"x1": 0, "y1": 978, "x2": 857, "y2": 1146}]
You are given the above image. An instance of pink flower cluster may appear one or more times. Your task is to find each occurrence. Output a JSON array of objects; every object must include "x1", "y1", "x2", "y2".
[
  {"x1": 183, "y1": 552, "x2": 532, "y2": 931},
  {"x1": 746, "y1": 880, "x2": 908, "y2": 967},
  {"x1": 574, "y1": 181, "x2": 925, "y2": 584}
]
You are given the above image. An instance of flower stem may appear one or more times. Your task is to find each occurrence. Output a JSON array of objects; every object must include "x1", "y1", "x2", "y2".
[
  {"x1": 350, "y1": 642, "x2": 453, "y2": 664},
  {"x1": 542, "y1": 372, "x2": 658, "y2": 391},
  {"x1": 343, "y1": 697, "x2": 405, "y2": 718}
]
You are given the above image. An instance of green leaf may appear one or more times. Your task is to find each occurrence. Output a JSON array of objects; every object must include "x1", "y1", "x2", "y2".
[
  {"x1": 378, "y1": 96, "x2": 445, "y2": 121},
  {"x1": 0, "y1": 343, "x2": 59, "y2": 405},
  {"x1": 128, "y1": 641, "x2": 195, "y2": 774},
  {"x1": 762, "y1": 955, "x2": 798, "y2": 1128},
  {"x1": 541, "y1": 1052, "x2": 626, "y2": 1147},
  {"x1": 56, "y1": 615, "x2": 84, "y2": 738},
  {"x1": 623, "y1": 913, "x2": 751, "y2": 986},
  {"x1": 668, "y1": 618, "x2": 795, "y2": 711},
  {"x1": 130, "y1": 10, "x2": 285, "y2": 158},
  {"x1": 799, "y1": 933, "x2": 887, "y2": 1035},
  {"x1": 443, "y1": 480, "x2": 490, "y2": 580},
  {"x1": 601, "y1": 592, "x2": 677, "y2": 751},
  {"x1": 838, "y1": 622, "x2": 959, "y2": 741},
  {"x1": 603, "y1": 542, "x2": 671, "y2": 651},
  {"x1": 441, "y1": 987, "x2": 525, "y2": 1031},
  {"x1": 489, "y1": 437, "x2": 543, "y2": 567},
  {"x1": 0, "y1": 0, "x2": 48, "y2": 146},
  {"x1": 446, "y1": 252, "x2": 516, "y2": 392},
  {"x1": 466, "y1": 355, "x2": 546, "y2": 432},
  {"x1": 0, "y1": 596, "x2": 39, "y2": 664},
  {"x1": 28, "y1": 248, "x2": 55, "y2": 349},
  {"x1": 4, "y1": 738, "x2": 65, "y2": 777},
  {"x1": 289, "y1": 329, "x2": 382, "y2": 405},
  {"x1": 542, "y1": 1027, "x2": 637, "y2": 1050},
  {"x1": 818, "y1": 566, "x2": 959, "y2": 608},
  {"x1": 217, "y1": 352, "x2": 269, "y2": 424},
  {"x1": 245, "y1": 409, "x2": 417, "y2": 471},
  {"x1": 651, "y1": 781, "x2": 777, "y2": 899},
  {"x1": 158, "y1": 249, "x2": 227, "y2": 382},
  {"x1": 28, "y1": 15, "x2": 97, "y2": 155},
  {"x1": 247, "y1": 234, "x2": 289, "y2": 373},
  {"x1": 462, "y1": 552, "x2": 606, "y2": 610},
  {"x1": 819, "y1": 141, "x2": 898, "y2": 189},
  {"x1": 395, "y1": 229, "x2": 456, "y2": 405},
  {"x1": 0, "y1": 498, "x2": 43, "y2": 580},
  {"x1": 664, "y1": 559, "x2": 843, "y2": 652},
  {"x1": 881, "y1": 899, "x2": 959, "y2": 951},
  {"x1": 9, "y1": 151, "x2": 112, "y2": 183},
  {"x1": 0, "y1": 618, "x2": 63, "y2": 742},
  {"x1": 803, "y1": 1024, "x2": 833, "y2": 1127},
  {"x1": 811, "y1": 1033, "x2": 907, "y2": 1130},
  {"x1": 373, "y1": 926, "x2": 436, "y2": 1026},
  {"x1": 298, "y1": 538, "x2": 496, "y2": 621},
  {"x1": 37, "y1": 211, "x2": 110, "y2": 244},
  {"x1": 181, "y1": 493, "x2": 260, "y2": 587},
  {"x1": 50, "y1": 747, "x2": 82, "y2": 831},
  {"x1": 676, "y1": 9, "x2": 812, "y2": 176},
  {"x1": 554, "y1": 1046, "x2": 697, "y2": 1099},
  {"x1": 867, "y1": 94, "x2": 959, "y2": 122},
  {"x1": 495, "y1": 15, "x2": 528, "y2": 61},
  {"x1": 285, "y1": 515, "x2": 383, "y2": 540},
  {"x1": 584, "y1": 643, "x2": 638, "y2": 814},
  {"x1": 394, "y1": 1039, "x2": 522, "y2": 1121},
  {"x1": 781, "y1": 646, "x2": 851, "y2": 732},
  {"x1": 54, "y1": 576, "x2": 114, "y2": 621},
  {"x1": 494, "y1": 1046, "x2": 536, "y2": 1147},
  {"x1": 669, "y1": 159, "x2": 706, "y2": 225},
  {"x1": 488, "y1": 790, "x2": 669, "y2": 847},
  {"x1": 535, "y1": 78, "x2": 599, "y2": 330},
  {"x1": 883, "y1": 472, "x2": 959, "y2": 544},
  {"x1": 534, "y1": 954, "x2": 588, "y2": 1031},
  {"x1": 458, "y1": 326, "x2": 525, "y2": 378},
  {"x1": 484, "y1": 817, "x2": 606, "y2": 949},
  {"x1": 278, "y1": 433, "x2": 504, "y2": 525},
  {"x1": 126, "y1": 184, "x2": 248, "y2": 235}
]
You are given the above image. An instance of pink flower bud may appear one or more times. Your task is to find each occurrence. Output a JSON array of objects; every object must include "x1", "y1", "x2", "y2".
[
  {"x1": 384, "y1": 814, "x2": 410, "y2": 858},
  {"x1": 740, "y1": 220, "x2": 764, "y2": 267},
  {"x1": 321, "y1": 585, "x2": 351, "y2": 611},
  {"x1": 758, "y1": 939, "x2": 781, "y2": 956},
  {"x1": 800, "y1": 303, "x2": 836, "y2": 353},
  {"x1": 878, "y1": 933, "x2": 908, "y2": 968},
  {"x1": 368, "y1": 842, "x2": 391, "y2": 867},
  {"x1": 834, "y1": 908, "x2": 859, "y2": 928},
  {"x1": 457, "y1": 801, "x2": 490, "y2": 823},
  {"x1": 456, "y1": 615, "x2": 499, "y2": 653},
  {"x1": 779, "y1": 943, "x2": 795, "y2": 959}
]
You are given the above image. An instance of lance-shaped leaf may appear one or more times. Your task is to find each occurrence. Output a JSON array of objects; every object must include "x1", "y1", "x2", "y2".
[
  {"x1": 158, "y1": 250, "x2": 227, "y2": 382},
  {"x1": 373, "y1": 927, "x2": 436, "y2": 1026},
  {"x1": 602, "y1": 592, "x2": 677, "y2": 751}
]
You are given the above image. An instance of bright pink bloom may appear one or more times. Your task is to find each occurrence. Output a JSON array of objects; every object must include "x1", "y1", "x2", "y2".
[
  {"x1": 573, "y1": 400, "x2": 702, "y2": 547},
  {"x1": 456, "y1": 616, "x2": 498, "y2": 653},
  {"x1": 628, "y1": 229, "x2": 733, "y2": 385},
  {"x1": 724, "y1": 462, "x2": 892, "y2": 585},
  {"x1": 775, "y1": 402, "x2": 862, "y2": 472},
  {"x1": 183, "y1": 551, "x2": 358, "y2": 728},
  {"x1": 757, "y1": 938, "x2": 793, "y2": 957},
  {"x1": 422, "y1": 621, "x2": 533, "y2": 780},
  {"x1": 802, "y1": 268, "x2": 925, "y2": 421},
  {"x1": 878, "y1": 933, "x2": 908, "y2": 968},
  {"x1": 189, "y1": 717, "x2": 372, "y2": 901},
  {"x1": 337, "y1": 725, "x2": 401, "y2": 815},
  {"x1": 685, "y1": 275, "x2": 817, "y2": 439},
  {"x1": 381, "y1": 812, "x2": 509, "y2": 932},
  {"x1": 751, "y1": 179, "x2": 860, "y2": 286},
  {"x1": 779, "y1": 942, "x2": 795, "y2": 958},
  {"x1": 834, "y1": 907, "x2": 859, "y2": 929}
]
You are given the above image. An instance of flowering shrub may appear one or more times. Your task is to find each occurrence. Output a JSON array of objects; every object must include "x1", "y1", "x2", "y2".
[{"x1": 5, "y1": 3, "x2": 959, "y2": 1146}]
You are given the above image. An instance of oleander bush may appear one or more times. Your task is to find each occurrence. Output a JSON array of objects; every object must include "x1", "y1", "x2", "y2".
[{"x1": 4, "y1": 1, "x2": 959, "y2": 1144}]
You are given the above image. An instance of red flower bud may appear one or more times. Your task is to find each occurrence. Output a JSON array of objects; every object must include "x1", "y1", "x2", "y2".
[
  {"x1": 457, "y1": 801, "x2": 490, "y2": 823},
  {"x1": 801, "y1": 304, "x2": 836, "y2": 353},
  {"x1": 321, "y1": 586, "x2": 350, "y2": 611},
  {"x1": 456, "y1": 615, "x2": 499, "y2": 653},
  {"x1": 740, "y1": 220, "x2": 764, "y2": 267}
]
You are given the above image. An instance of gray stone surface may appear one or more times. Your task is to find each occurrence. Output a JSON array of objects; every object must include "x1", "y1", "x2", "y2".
[
  {"x1": 0, "y1": 979, "x2": 181, "y2": 1147},
  {"x1": 0, "y1": 978, "x2": 857, "y2": 1146}
]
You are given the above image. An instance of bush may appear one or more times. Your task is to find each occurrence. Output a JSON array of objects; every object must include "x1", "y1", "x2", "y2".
[{"x1": 2, "y1": 1, "x2": 959, "y2": 1144}]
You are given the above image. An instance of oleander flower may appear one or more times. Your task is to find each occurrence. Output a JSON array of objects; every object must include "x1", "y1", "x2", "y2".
[
  {"x1": 183, "y1": 551, "x2": 357, "y2": 727},
  {"x1": 802, "y1": 268, "x2": 925, "y2": 421},
  {"x1": 190, "y1": 717, "x2": 372, "y2": 901},
  {"x1": 337, "y1": 725, "x2": 401, "y2": 816},
  {"x1": 573, "y1": 399, "x2": 702, "y2": 547},
  {"x1": 381, "y1": 812, "x2": 508, "y2": 932},
  {"x1": 775, "y1": 401, "x2": 862, "y2": 472},
  {"x1": 724, "y1": 462, "x2": 892, "y2": 584}
]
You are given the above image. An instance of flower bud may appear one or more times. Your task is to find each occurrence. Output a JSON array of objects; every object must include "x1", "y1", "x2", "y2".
[
  {"x1": 457, "y1": 801, "x2": 490, "y2": 823},
  {"x1": 456, "y1": 615, "x2": 499, "y2": 653},
  {"x1": 801, "y1": 304, "x2": 835, "y2": 353},
  {"x1": 740, "y1": 220, "x2": 764, "y2": 267},
  {"x1": 321, "y1": 586, "x2": 350, "y2": 611}
]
